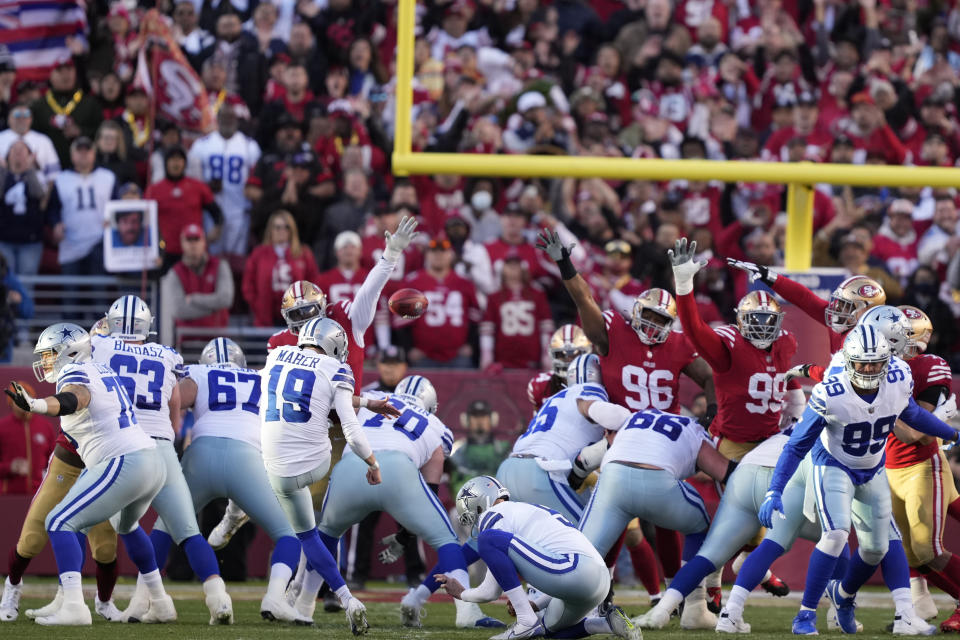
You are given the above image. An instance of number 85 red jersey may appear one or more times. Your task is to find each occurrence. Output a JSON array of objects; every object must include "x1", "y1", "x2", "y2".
[{"x1": 599, "y1": 310, "x2": 699, "y2": 413}]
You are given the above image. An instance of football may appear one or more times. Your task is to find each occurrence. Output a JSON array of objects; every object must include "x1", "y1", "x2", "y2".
[{"x1": 388, "y1": 288, "x2": 428, "y2": 319}]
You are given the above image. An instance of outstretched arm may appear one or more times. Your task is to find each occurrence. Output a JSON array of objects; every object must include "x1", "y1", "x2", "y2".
[
  {"x1": 5, "y1": 381, "x2": 90, "y2": 416},
  {"x1": 727, "y1": 258, "x2": 830, "y2": 327},
  {"x1": 671, "y1": 238, "x2": 732, "y2": 371},
  {"x1": 768, "y1": 405, "x2": 827, "y2": 494},
  {"x1": 899, "y1": 396, "x2": 960, "y2": 444},
  {"x1": 536, "y1": 228, "x2": 609, "y2": 355}
]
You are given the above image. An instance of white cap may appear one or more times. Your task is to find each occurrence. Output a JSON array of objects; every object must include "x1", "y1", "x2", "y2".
[
  {"x1": 517, "y1": 91, "x2": 547, "y2": 113},
  {"x1": 334, "y1": 230, "x2": 363, "y2": 251}
]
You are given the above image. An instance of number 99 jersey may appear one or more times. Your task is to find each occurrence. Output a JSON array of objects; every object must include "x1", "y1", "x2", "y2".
[
  {"x1": 810, "y1": 355, "x2": 914, "y2": 472},
  {"x1": 184, "y1": 363, "x2": 262, "y2": 450},
  {"x1": 91, "y1": 335, "x2": 184, "y2": 440},
  {"x1": 355, "y1": 392, "x2": 454, "y2": 467},
  {"x1": 603, "y1": 410, "x2": 711, "y2": 480},
  {"x1": 56, "y1": 362, "x2": 155, "y2": 467},
  {"x1": 260, "y1": 345, "x2": 354, "y2": 476}
]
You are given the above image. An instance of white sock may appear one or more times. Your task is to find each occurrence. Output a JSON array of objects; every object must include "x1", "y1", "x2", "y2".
[
  {"x1": 448, "y1": 569, "x2": 470, "y2": 588},
  {"x1": 505, "y1": 585, "x2": 537, "y2": 627},
  {"x1": 659, "y1": 588, "x2": 684, "y2": 613},
  {"x1": 409, "y1": 584, "x2": 431, "y2": 607},
  {"x1": 225, "y1": 500, "x2": 245, "y2": 520},
  {"x1": 584, "y1": 616, "x2": 611, "y2": 634},
  {"x1": 800, "y1": 605, "x2": 816, "y2": 612},
  {"x1": 725, "y1": 585, "x2": 749, "y2": 617},
  {"x1": 267, "y1": 563, "x2": 293, "y2": 600},
  {"x1": 892, "y1": 587, "x2": 915, "y2": 618},
  {"x1": 297, "y1": 569, "x2": 323, "y2": 609},
  {"x1": 763, "y1": 569, "x2": 772, "y2": 582},
  {"x1": 335, "y1": 584, "x2": 353, "y2": 606},
  {"x1": 60, "y1": 571, "x2": 83, "y2": 606},
  {"x1": 706, "y1": 568, "x2": 722, "y2": 589},
  {"x1": 202, "y1": 575, "x2": 226, "y2": 597},
  {"x1": 141, "y1": 569, "x2": 165, "y2": 599},
  {"x1": 454, "y1": 598, "x2": 484, "y2": 621},
  {"x1": 731, "y1": 552, "x2": 747, "y2": 575}
]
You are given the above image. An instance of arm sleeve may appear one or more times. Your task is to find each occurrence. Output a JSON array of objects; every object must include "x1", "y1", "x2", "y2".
[
  {"x1": 460, "y1": 568, "x2": 503, "y2": 603},
  {"x1": 586, "y1": 401, "x2": 633, "y2": 430},
  {"x1": 347, "y1": 254, "x2": 399, "y2": 337},
  {"x1": 204, "y1": 198, "x2": 223, "y2": 226},
  {"x1": 769, "y1": 406, "x2": 827, "y2": 493},
  {"x1": 899, "y1": 396, "x2": 960, "y2": 442},
  {"x1": 334, "y1": 386, "x2": 373, "y2": 460},
  {"x1": 772, "y1": 275, "x2": 829, "y2": 326},
  {"x1": 676, "y1": 292, "x2": 732, "y2": 371}
]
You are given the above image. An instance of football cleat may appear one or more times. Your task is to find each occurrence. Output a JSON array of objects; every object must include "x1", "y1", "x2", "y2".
[
  {"x1": 762, "y1": 574, "x2": 790, "y2": 597},
  {"x1": 455, "y1": 599, "x2": 506, "y2": 628},
  {"x1": 95, "y1": 597, "x2": 124, "y2": 622},
  {"x1": 892, "y1": 614, "x2": 937, "y2": 636},
  {"x1": 940, "y1": 606, "x2": 960, "y2": 633},
  {"x1": 827, "y1": 605, "x2": 863, "y2": 632},
  {"x1": 634, "y1": 602, "x2": 671, "y2": 629},
  {"x1": 141, "y1": 595, "x2": 177, "y2": 624},
  {"x1": 792, "y1": 610, "x2": 819, "y2": 635},
  {"x1": 0, "y1": 577, "x2": 22, "y2": 622},
  {"x1": 121, "y1": 580, "x2": 148, "y2": 622},
  {"x1": 207, "y1": 507, "x2": 250, "y2": 550},
  {"x1": 205, "y1": 589, "x2": 233, "y2": 625},
  {"x1": 400, "y1": 602, "x2": 423, "y2": 628},
  {"x1": 260, "y1": 594, "x2": 299, "y2": 623},
  {"x1": 716, "y1": 609, "x2": 751, "y2": 633},
  {"x1": 680, "y1": 587, "x2": 717, "y2": 630},
  {"x1": 345, "y1": 597, "x2": 369, "y2": 635},
  {"x1": 707, "y1": 586, "x2": 723, "y2": 614},
  {"x1": 910, "y1": 576, "x2": 938, "y2": 620},
  {"x1": 26, "y1": 586, "x2": 63, "y2": 619},
  {"x1": 825, "y1": 580, "x2": 857, "y2": 634},
  {"x1": 606, "y1": 605, "x2": 643, "y2": 640},
  {"x1": 490, "y1": 621, "x2": 546, "y2": 639},
  {"x1": 35, "y1": 601, "x2": 92, "y2": 626}
]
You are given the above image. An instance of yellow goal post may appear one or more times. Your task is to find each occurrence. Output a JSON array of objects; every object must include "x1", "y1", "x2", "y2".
[{"x1": 390, "y1": 0, "x2": 960, "y2": 270}]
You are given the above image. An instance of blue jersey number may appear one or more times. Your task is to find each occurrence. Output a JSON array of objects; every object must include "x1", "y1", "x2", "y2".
[
  {"x1": 103, "y1": 376, "x2": 136, "y2": 429},
  {"x1": 208, "y1": 155, "x2": 244, "y2": 184},
  {"x1": 109, "y1": 354, "x2": 165, "y2": 411},
  {"x1": 624, "y1": 411, "x2": 685, "y2": 442},
  {"x1": 265, "y1": 365, "x2": 314, "y2": 423},
  {"x1": 208, "y1": 369, "x2": 261, "y2": 414},
  {"x1": 363, "y1": 398, "x2": 429, "y2": 441},
  {"x1": 521, "y1": 390, "x2": 568, "y2": 438},
  {"x1": 824, "y1": 376, "x2": 845, "y2": 397},
  {"x1": 841, "y1": 415, "x2": 896, "y2": 457}
]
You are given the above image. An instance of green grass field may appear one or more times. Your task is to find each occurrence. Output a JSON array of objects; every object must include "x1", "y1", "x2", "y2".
[{"x1": 4, "y1": 580, "x2": 954, "y2": 640}]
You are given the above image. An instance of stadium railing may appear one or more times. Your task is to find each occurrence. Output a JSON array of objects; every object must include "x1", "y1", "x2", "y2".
[{"x1": 173, "y1": 326, "x2": 280, "y2": 367}]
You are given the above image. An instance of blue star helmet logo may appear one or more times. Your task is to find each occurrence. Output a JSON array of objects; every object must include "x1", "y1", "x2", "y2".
[
  {"x1": 884, "y1": 311, "x2": 900, "y2": 322},
  {"x1": 58, "y1": 326, "x2": 76, "y2": 341}
]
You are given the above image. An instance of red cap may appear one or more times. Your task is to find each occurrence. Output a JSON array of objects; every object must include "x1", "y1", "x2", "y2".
[
  {"x1": 181, "y1": 223, "x2": 204, "y2": 239},
  {"x1": 850, "y1": 91, "x2": 874, "y2": 106}
]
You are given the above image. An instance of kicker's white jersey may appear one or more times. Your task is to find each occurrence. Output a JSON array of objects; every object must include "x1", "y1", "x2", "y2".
[
  {"x1": 260, "y1": 345, "x2": 353, "y2": 476},
  {"x1": 477, "y1": 501, "x2": 604, "y2": 565},
  {"x1": 55, "y1": 362, "x2": 155, "y2": 467},
  {"x1": 53, "y1": 168, "x2": 116, "y2": 264},
  {"x1": 809, "y1": 355, "x2": 914, "y2": 470},
  {"x1": 602, "y1": 410, "x2": 711, "y2": 479},
  {"x1": 187, "y1": 131, "x2": 260, "y2": 214},
  {"x1": 91, "y1": 335, "x2": 184, "y2": 440},
  {"x1": 511, "y1": 383, "x2": 607, "y2": 463},
  {"x1": 184, "y1": 363, "x2": 262, "y2": 449},
  {"x1": 739, "y1": 432, "x2": 790, "y2": 467},
  {"x1": 355, "y1": 391, "x2": 454, "y2": 468}
]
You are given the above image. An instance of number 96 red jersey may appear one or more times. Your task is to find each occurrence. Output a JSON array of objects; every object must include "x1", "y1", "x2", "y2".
[{"x1": 599, "y1": 310, "x2": 699, "y2": 413}]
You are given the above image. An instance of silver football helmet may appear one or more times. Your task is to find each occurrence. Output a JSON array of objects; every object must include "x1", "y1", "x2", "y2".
[
  {"x1": 566, "y1": 353, "x2": 602, "y2": 386},
  {"x1": 199, "y1": 337, "x2": 247, "y2": 367},
  {"x1": 298, "y1": 317, "x2": 349, "y2": 362},
  {"x1": 33, "y1": 322, "x2": 92, "y2": 383},
  {"x1": 842, "y1": 324, "x2": 891, "y2": 390},
  {"x1": 395, "y1": 375, "x2": 438, "y2": 414},
  {"x1": 106, "y1": 295, "x2": 154, "y2": 341},
  {"x1": 857, "y1": 305, "x2": 911, "y2": 358},
  {"x1": 455, "y1": 475, "x2": 510, "y2": 528}
]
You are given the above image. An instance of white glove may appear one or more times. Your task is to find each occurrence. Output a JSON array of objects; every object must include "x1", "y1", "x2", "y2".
[
  {"x1": 784, "y1": 364, "x2": 813, "y2": 382},
  {"x1": 383, "y1": 215, "x2": 419, "y2": 262},
  {"x1": 725, "y1": 257, "x2": 778, "y2": 285},
  {"x1": 668, "y1": 238, "x2": 707, "y2": 296},
  {"x1": 377, "y1": 533, "x2": 404, "y2": 564},
  {"x1": 934, "y1": 393, "x2": 958, "y2": 422},
  {"x1": 572, "y1": 438, "x2": 609, "y2": 479},
  {"x1": 5, "y1": 381, "x2": 48, "y2": 414}
]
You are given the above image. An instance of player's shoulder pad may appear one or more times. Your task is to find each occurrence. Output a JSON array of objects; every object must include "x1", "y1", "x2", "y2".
[
  {"x1": 328, "y1": 361, "x2": 355, "y2": 389},
  {"x1": 478, "y1": 507, "x2": 506, "y2": 533},
  {"x1": 713, "y1": 324, "x2": 739, "y2": 348},
  {"x1": 602, "y1": 309, "x2": 617, "y2": 330},
  {"x1": 576, "y1": 383, "x2": 608, "y2": 402},
  {"x1": 57, "y1": 362, "x2": 96, "y2": 390}
]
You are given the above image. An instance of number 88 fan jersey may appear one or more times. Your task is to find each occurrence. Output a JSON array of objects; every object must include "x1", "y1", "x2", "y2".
[{"x1": 599, "y1": 290, "x2": 699, "y2": 413}]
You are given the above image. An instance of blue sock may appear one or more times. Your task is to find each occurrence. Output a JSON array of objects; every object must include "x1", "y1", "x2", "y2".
[
  {"x1": 297, "y1": 530, "x2": 345, "y2": 591},
  {"x1": 49, "y1": 530, "x2": 84, "y2": 573},
  {"x1": 317, "y1": 530, "x2": 339, "y2": 559},
  {"x1": 682, "y1": 531, "x2": 706, "y2": 561},
  {"x1": 120, "y1": 526, "x2": 159, "y2": 574},
  {"x1": 546, "y1": 620, "x2": 588, "y2": 638},
  {"x1": 436, "y1": 542, "x2": 468, "y2": 575},
  {"x1": 841, "y1": 548, "x2": 879, "y2": 595},
  {"x1": 75, "y1": 532, "x2": 88, "y2": 569},
  {"x1": 735, "y1": 539, "x2": 784, "y2": 591},
  {"x1": 149, "y1": 529, "x2": 174, "y2": 571},
  {"x1": 880, "y1": 540, "x2": 910, "y2": 591},
  {"x1": 802, "y1": 548, "x2": 839, "y2": 609},
  {"x1": 270, "y1": 535, "x2": 301, "y2": 574},
  {"x1": 183, "y1": 534, "x2": 220, "y2": 581},
  {"x1": 476, "y1": 529, "x2": 521, "y2": 591},
  {"x1": 424, "y1": 542, "x2": 481, "y2": 594},
  {"x1": 462, "y1": 542, "x2": 481, "y2": 565},
  {"x1": 832, "y1": 544, "x2": 850, "y2": 579},
  {"x1": 670, "y1": 555, "x2": 716, "y2": 596}
]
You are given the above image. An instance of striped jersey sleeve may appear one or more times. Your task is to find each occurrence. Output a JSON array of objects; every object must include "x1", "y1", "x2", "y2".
[
  {"x1": 478, "y1": 510, "x2": 504, "y2": 533},
  {"x1": 331, "y1": 364, "x2": 355, "y2": 391},
  {"x1": 56, "y1": 364, "x2": 91, "y2": 393}
]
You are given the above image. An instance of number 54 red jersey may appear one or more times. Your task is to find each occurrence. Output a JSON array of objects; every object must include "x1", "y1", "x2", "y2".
[{"x1": 599, "y1": 310, "x2": 699, "y2": 413}]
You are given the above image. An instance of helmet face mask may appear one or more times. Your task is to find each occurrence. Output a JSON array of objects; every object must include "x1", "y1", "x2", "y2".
[
  {"x1": 842, "y1": 325, "x2": 891, "y2": 390},
  {"x1": 455, "y1": 476, "x2": 509, "y2": 530},
  {"x1": 281, "y1": 281, "x2": 327, "y2": 334},
  {"x1": 549, "y1": 325, "x2": 592, "y2": 377},
  {"x1": 32, "y1": 323, "x2": 92, "y2": 383},
  {"x1": 33, "y1": 349, "x2": 58, "y2": 383},
  {"x1": 631, "y1": 289, "x2": 677, "y2": 345},
  {"x1": 898, "y1": 305, "x2": 932, "y2": 360},
  {"x1": 824, "y1": 276, "x2": 885, "y2": 333},
  {"x1": 736, "y1": 291, "x2": 783, "y2": 349}
]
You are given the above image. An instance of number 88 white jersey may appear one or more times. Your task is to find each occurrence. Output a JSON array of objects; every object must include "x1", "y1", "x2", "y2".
[
  {"x1": 355, "y1": 392, "x2": 454, "y2": 468},
  {"x1": 186, "y1": 131, "x2": 261, "y2": 216}
]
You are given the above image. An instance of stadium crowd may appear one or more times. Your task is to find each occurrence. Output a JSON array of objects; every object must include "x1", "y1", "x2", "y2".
[{"x1": 1, "y1": 0, "x2": 960, "y2": 371}]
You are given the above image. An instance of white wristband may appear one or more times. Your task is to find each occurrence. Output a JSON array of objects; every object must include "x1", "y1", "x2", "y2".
[
  {"x1": 368, "y1": 460, "x2": 380, "y2": 470},
  {"x1": 30, "y1": 398, "x2": 49, "y2": 414},
  {"x1": 359, "y1": 397, "x2": 369, "y2": 408}
]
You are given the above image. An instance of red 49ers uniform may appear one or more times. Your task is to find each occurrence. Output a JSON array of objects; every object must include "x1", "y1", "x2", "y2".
[
  {"x1": 770, "y1": 276, "x2": 843, "y2": 351},
  {"x1": 885, "y1": 354, "x2": 959, "y2": 567},
  {"x1": 315, "y1": 267, "x2": 377, "y2": 351},
  {"x1": 526, "y1": 372, "x2": 566, "y2": 412},
  {"x1": 267, "y1": 299, "x2": 365, "y2": 390},
  {"x1": 403, "y1": 270, "x2": 481, "y2": 362},
  {"x1": 599, "y1": 309, "x2": 699, "y2": 412},
  {"x1": 480, "y1": 286, "x2": 553, "y2": 368}
]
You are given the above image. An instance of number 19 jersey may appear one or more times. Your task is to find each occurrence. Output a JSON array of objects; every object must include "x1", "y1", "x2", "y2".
[
  {"x1": 185, "y1": 363, "x2": 262, "y2": 449},
  {"x1": 355, "y1": 392, "x2": 454, "y2": 468},
  {"x1": 91, "y1": 335, "x2": 184, "y2": 440},
  {"x1": 603, "y1": 410, "x2": 710, "y2": 480},
  {"x1": 512, "y1": 383, "x2": 607, "y2": 463},
  {"x1": 260, "y1": 345, "x2": 354, "y2": 476}
]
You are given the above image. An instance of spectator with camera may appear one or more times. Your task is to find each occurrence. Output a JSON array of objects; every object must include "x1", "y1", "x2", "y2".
[{"x1": 0, "y1": 141, "x2": 48, "y2": 276}]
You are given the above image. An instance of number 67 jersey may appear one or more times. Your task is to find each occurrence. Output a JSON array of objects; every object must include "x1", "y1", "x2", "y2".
[{"x1": 184, "y1": 363, "x2": 262, "y2": 449}]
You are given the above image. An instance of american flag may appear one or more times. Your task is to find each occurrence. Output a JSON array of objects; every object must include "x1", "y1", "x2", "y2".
[{"x1": 0, "y1": 0, "x2": 88, "y2": 81}]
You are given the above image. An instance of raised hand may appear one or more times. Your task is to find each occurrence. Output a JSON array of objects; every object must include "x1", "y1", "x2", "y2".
[
  {"x1": 725, "y1": 257, "x2": 778, "y2": 285},
  {"x1": 384, "y1": 215, "x2": 419, "y2": 260},
  {"x1": 668, "y1": 238, "x2": 707, "y2": 295},
  {"x1": 535, "y1": 228, "x2": 574, "y2": 263}
]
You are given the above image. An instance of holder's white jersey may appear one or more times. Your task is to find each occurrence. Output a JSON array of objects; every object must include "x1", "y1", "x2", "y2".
[
  {"x1": 56, "y1": 362, "x2": 155, "y2": 467},
  {"x1": 91, "y1": 336, "x2": 184, "y2": 440},
  {"x1": 602, "y1": 410, "x2": 711, "y2": 479},
  {"x1": 185, "y1": 363, "x2": 262, "y2": 449},
  {"x1": 477, "y1": 500, "x2": 604, "y2": 565},
  {"x1": 355, "y1": 391, "x2": 454, "y2": 468},
  {"x1": 511, "y1": 383, "x2": 607, "y2": 463},
  {"x1": 260, "y1": 345, "x2": 353, "y2": 476},
  {"x1": 810, "y1": 355, "x2": 913, "y2": 470}
]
